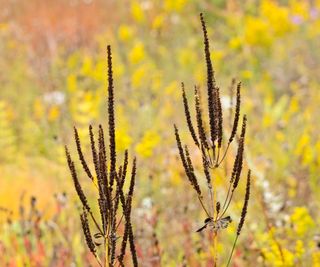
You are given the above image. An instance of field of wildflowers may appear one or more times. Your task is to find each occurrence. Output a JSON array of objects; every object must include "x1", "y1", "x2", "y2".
[{"x1": 0, "y1": 0, "x2": 320, "y2": 266}]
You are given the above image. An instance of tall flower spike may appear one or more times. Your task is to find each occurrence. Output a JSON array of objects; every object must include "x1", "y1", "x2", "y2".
[
  {"x1": 126, "y1": 158, "x2": 138, "y2": 267},
  {"x1": 181, "y1": 82, "x2": 199, "y2": 147},
  {"x1": 65, "y1": 146, "x2": 91, "y2": 212},
  {"x1": 174, "y1": 125, "x2": 201, "y2": 196},
  {"x1": 74, "y1": 127, "x2": 93, "y2": 180},
  {"x1": 184, "y1": 145, "x2": 202, "y2": 196},
  {"x1": 89, "y1": 125, "x2": 100, "y2": 180},
  {"x1": 107, "y1": 45, "x2": 116, "y2": 189},
  {"x1": 229, "y1": 82, "x2": 241, "y2": 144},
  {"x1": 200, "y1": 12, "x2": 217, "y2": 147},
  {"x1": 232, "y1": 115, "x2": 247, "y2": 191},
  {"x1": 195, "y1": 86, "x2": 209, "y2": 150},
  {"x1": 216, "y1": 86, "x2": 223, "y2": 148},
  {"x1": 237, "y1": 170, "x2": 251, "y2": 235},
  {"x1": 80, "y1": 209, "x2": 96, "y2": 256}
]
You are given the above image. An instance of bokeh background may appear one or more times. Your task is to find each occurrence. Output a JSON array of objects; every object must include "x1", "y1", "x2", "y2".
[{"x1": 0, "y1": 0, "x2": 320, "y2": 266}]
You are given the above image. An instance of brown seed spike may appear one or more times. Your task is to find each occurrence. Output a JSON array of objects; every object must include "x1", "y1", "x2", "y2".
[
  {"x1": 216, "y1": 86, "x2": 223, "y2": 148},
  {"x1": 195, "y1": 86, "x2": 209, "y2": 150},
  {"x1": 74, "y1": 127, "x2": 93, "y2": 181},
  {"x1": 89, "y1": 125, "x2": 100, "y2": 180},
  {"x1": 200, "y1": 13, "x2": 217, "y2": 147},
  {"x1": 229, "y1": 82, "x2": 241, "y2": 144},
  {"x1": 181, "y1": 82, "x2": 199, "y2": 147},
  {"x1": 80, "y1": 209, "x2": 96, "y2": 256},
  {"x1": 237, "y1": 170, "x2": 251, "y2": 235},
  {"x1": 107, "y1": 45, "x2": 117, "y2": 190},
  {"x1": 65, "y1": 146, "x2": 91, "y2": 212},
  {"x1": 174, "y1": 124, "x2": 190, "y2": 175},
  {"x1": 232, "y1": 115, "x2": 247, "y2": 190},
  {"x1": 184, "y1": 145, "x2": 201, "y2": 196},
  {"x1": 174, "y1": 125, "x2": 201, "y2": 196}
]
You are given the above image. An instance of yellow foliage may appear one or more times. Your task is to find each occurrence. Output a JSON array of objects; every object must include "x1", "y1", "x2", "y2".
[
  {"x1": 33, "y1": 98, "x2": 45, "y2": 120},
  {"x1": 118, "y1": 24, "x2": 134, "y2": 42},
  {"x1": 290, "y1": 207, "x2": 315, "y2": 237},
  {"x1": 48, "y1": 105, "x2": 60, "y2": 122},
  {"x1": 163, "y1": 0, "x2": 187, "y2": 12},
  {"x1": 131, "y1": 1, "x2": 145, "y2": 23},
  {"x1": 228, "y1": 36, "x2": 242, "y2": 50},
  {"x1": 135, "y1": 130, "x2": 160, "y2": 158},
  {"x1": 294, "y1": 132, "x2": 310, "y2": 156},
  {"x1": 261, "y1": 0, "x2": 292, "y2": 36},
  {"x1": 152, "y1": 14, "x2": 165, "y2": 30},
  {"x1": 244, "y1": 17, "x2": 272, "y2": 47},
  {"x1": 129, "y1": 42, "x2": 146, "y2": 64},
  {"x1": 115, "y1": 128, "x2": 132, "y2": 152},
  {"x1": 131, "y1": 64, "x2": 147, "y2": 87}
]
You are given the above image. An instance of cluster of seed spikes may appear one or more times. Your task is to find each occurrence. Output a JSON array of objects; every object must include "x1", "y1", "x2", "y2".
[
  {"x1": 65, "y1": 45, "x2": 138, "y2": 267},
  {"x1": 174, "y1": 13, "x2": 251, "y2": 266}
]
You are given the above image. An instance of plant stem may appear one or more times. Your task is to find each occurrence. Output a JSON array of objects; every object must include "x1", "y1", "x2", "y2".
[{"x1": 226, "y1": 235, "x2": 238, "y2": 267}]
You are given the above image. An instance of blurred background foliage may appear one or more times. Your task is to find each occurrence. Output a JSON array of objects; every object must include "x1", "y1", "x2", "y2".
[{"x1": 0, "y1": 0, "x2": 320, "y2": 266}]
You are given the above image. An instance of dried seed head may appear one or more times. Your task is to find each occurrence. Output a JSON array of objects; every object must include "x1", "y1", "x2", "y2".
[
  {"x1": 229, "y1": 82, "x2": 241, "y2": 144},
  {"x1": 74, "y1": 126, "x2": 93, "y2": 180},
  {"x1": 181, "y1": 82, "x2": 199, "y2": 147},
  {"x1": 232, "y1": 115, "x2": 247, "y2": 190},
  {"x1": 89, "y1": 125, "x2": 100, "y2": 179},
  {"x1": 237, "y1": 170, "x2": 251, "y2": 235},
  {"x1": 107, "y1": 45, "x2": 117, "y2": 188},
  {"x1": 65, "y1": 146, "x2": 90, "y2": 212},
  {"x1": 195, "y1": 87, "x2": 209, "y2": 150},
  {"x1": 200, "y1": 13, "x2": 217, "y2": 147},
  {"x1": 80, "y1": 209, "x2": 96, "y2": 255}
]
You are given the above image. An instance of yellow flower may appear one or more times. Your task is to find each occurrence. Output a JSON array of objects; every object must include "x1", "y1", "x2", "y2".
[
  {"x1": 244, "y1": 17, "x2": 273, "y2": 47},
  {"x1": 118, "y1": 24, "x2": 134, "y2": 42},
  {"x1": 129, "y1": 42, "x2": 145, "y2": 64},
  {"x1": 152, "y1": 14, "x2": 165, "y2": 30},
  {"x1": 290, "y1": 207, "x2": 315, "y2": 237},
  {"x1": 295, "y1": 240, "x2": 305, "y2": 258},
  {"x1": 116, "y1": 128, "x2": 132, "y2": 152},
  {"x1": 241, "y1": 70, "x2": 253, "y2": 80},
  {"x1": 228, "y1": 36, "x2": 242, "y2": 50},
  {"x1": 131, "y1": 1, "x2": 145, "y2": 23},
  {"x1": 294, "y1": 132, "x2": 310, "y2": 156},
  {"x1": 135, "y1": 130, "x2": 160, "y2": 158},
  {"x1": 164, "y1": 81, "x2": 179, "y2": 97},
  {"x1": 131, "y1": 65, "x2": 147, "y2": 88},
  {"x1": 290, "y1": 0, "x2": 310, "y2": 20},
  {"x1": 48, "y1": 106, "x2": 60, "y2": 122},
  {"x1": 33, "y1": 98, "x2": 45, "y2": 120},
  {"x1": 164, "y1": 0, "x2": 187, "y2": 12},
  {"x1": 67, "y1": 74, "x2": 77, "y2": 92},
  {"x1": 261, "y1": 0, "x2": 292, "y2": 36}
]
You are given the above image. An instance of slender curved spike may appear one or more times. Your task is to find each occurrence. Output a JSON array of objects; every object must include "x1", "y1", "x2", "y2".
[
  {"x1": 65, "y1": 146, "x2": 91, "y2": 212},
  {"x1": 195, "y1": 87, "x2": 209, "y2": 150},
  {"x1": 200, "y1": 13, "x2": 218, "y2": 147},
  {"x1": 232, "y1": 115, "x2": 247, "y2": 191},
  {"x1": 80, "y1": 209, "x2": 96, "y2": 255},
  {"x1": 89, "y1": 125, "x2": 100, "y2": 180},
  {"x1": 174, "y1": 125, "x2": 202, "y2": 196},
  {"x1": 74, "y1": 127, "x2": 93, "y2": 180},
  {"x1": 184, "y1": 145, "x2": 201, "y2": 196},
  {"x1": 107, "y1": 45, "x2": 117, "y2": 190},
  {"x1": 181, "y1": 82, "x2": 200, "y2": 147},
  {"x1": 229, "y1": 82, "x2": 241, "y2": 144},
  {"x1": 216, "y1": 86, "x2": 223, "y2": 148}
]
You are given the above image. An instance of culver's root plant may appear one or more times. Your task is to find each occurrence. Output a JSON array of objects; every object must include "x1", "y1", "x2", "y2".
[
  {"x1": 174, "y1": 13, "x2": 251, "y2": 266},
  {"x1": 65, "y1": 46, "x2": 138, "y2": 267}
]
